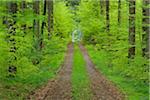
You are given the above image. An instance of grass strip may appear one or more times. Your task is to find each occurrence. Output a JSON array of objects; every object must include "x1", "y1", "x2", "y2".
[{"x1": 71, "y1": 44, "x2": 92, "y2": 100}]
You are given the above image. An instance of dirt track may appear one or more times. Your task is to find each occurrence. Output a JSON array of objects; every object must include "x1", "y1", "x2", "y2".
[
  {"x1": 79, "y1": 44, "x2": 125, "y2": 100},
  {"x1": 27, "y1": 43, "x2": 124, "y2": 100},
  {"x1": 28, "y1": 43, "x2": 73, "y2": 100}
]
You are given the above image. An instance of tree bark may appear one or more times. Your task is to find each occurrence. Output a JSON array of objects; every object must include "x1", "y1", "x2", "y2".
[
  {"x1": 40, "y1": 0, "x2": 47, "y2": 49},
  {"x1": 106, "y1": 0, "x2": 109, "y2": 32},
  {"x1": 21, "y1": 0, "x2": 27, "y2": 36},
  {"x1": 47, "y1": 0, "x2": 53, "y2": 39},
  {"x1": 7, "y1": 2, "x2": 18, "y2": 77},
  {"x1": 128, "y1": 0, "x2": 136, "y2": 59},
  {"x1": 142, "y1": 0, "x2": 150, "y2": 58},
  {"x1": 33, "y1": 1, "x2": 40, "y2": 50},
  {"x1": 21, "y1": 0, "x2": 26, "y2": 11},
  {"x1": 118, "y1": 0, "x2": 121, "y2": 26}
]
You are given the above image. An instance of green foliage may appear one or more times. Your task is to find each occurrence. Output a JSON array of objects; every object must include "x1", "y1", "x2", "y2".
[
  {"x1": 77, "y1": 0, "x2": 105, "y2": 44},
  {"x1": 16, "y1": 9, "x2": 35, "y2": 26},
  {"x1": 54, "y1": 1, "x2": 75, "y2": 38},
  {"x1": 77, "y1": 0, "x2": 149, "y2": 99},
  {"x1": 17, "y1": 57, "x2": 39, "y2": 79},
  {"x1": 0, "y1": 26, "x2": 9, "y2": 78},
  {"x1": 86, "y1": 45, "x2": 149, "y2": 100},
  {"x1": 0, "y1": 0, "x2": 72, "y2": 99},
  {"x1": 0, "y1": 0, "x2": 149, "y2": 99}
]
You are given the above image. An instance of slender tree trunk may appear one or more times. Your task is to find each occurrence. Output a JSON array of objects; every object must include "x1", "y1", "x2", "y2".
[
  {"x1": 21, "y1": 0, "x2": 26, "y2": 11},
  {"x1": 106, "y1": 0, "x2": 110, "y2": 32},
  {"x1": 47, "y1": 0, "x2": 53, "y2": 39},
  {"x1": 40, "y1": 0, "x2": 46, "y2": 49},
  {"x1": 118, "y1": 0, "x2": 121, "y2": 26},
  {"x1": 21, "y1": 0, "x2": 27, "y2": 36},
  {"x1": 100, "y1": 0, "x2": 105, "y2": 15},
  {"x1": 7, "y1": 2, "x2": 18, "y2": 77},
  {"x1": 33, "y1": 1, "x2": 40, "y2": 50},
  {"x1": 128, "y1": 0, "x2": 136, "y2": 59},
  {"x1": 142, "y1": 0, "x2": 150, "y2": 58}
]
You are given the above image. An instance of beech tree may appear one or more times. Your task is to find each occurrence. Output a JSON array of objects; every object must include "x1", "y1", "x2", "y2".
[
  {"x1": 142, "y1": 0, "x2": 150, "y2": 58},
  {"x1": 106, "y1": 0, "x2": 109, "y2": 32},
  {"x1": 21, "y1": 0, "x2": 27, "y2": 36},
  {"x1": 21, "y1": 0, "x2": 26, "y2": 11},
  {"x1": 118, "y1": 0, "x2": 121, "y2": 26},
  {"x1": 128, "y1": 0, "x2": 136, "y2": 59},
  {"x1": 40, "y1": 0, "x2": 47, "y2": 49},
  {"x1": 7, "y1": 2, "x2": 18, "y2": 76},
  {"x1": 33, "y1": 1, "x2": 40, "y2": 50},
  {"x1": 47, "y1": 0, "x2": 53, "y2": 39}
]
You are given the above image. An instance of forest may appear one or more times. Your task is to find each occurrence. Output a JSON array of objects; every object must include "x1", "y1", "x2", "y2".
[{"x1": 0, "y1": 0, "x2": 149, "y2": 100}]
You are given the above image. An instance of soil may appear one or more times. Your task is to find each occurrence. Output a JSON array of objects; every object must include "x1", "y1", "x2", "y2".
[
  {"x1": 27, "y1": 43, "x2": 74, "y2": 100},
  {"x1": 79, "y1": 44, "x2": 125, "y2": 100}
]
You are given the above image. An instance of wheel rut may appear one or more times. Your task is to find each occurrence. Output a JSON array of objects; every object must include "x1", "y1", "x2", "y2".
[
  {"x1": 79, "y1": 44, "x2": 125, "y2": 100},
  {"x1": 28, "y1": 43, "x2": 73, "y2": 100},
  {"x1": 27, "y1": 43, "x2": 125, "y2": 100}
]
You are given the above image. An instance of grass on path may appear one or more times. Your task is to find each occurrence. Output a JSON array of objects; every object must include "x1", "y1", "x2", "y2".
[{"x1": 71, "y1": 44, "x2": 92, "y2": 100}]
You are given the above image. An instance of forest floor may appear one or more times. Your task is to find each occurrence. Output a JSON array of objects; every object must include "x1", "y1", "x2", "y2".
[{"x1": 27, "y1": 43, "x2": 125, "y2": 100}]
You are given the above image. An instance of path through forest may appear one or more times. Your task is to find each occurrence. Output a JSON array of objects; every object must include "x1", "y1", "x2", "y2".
[
  {"x1": 28, "y1": 43, "x2": 124, "y2": 100},
  {"x1": 28, "y1": 43, "x2": 73, "y2": 100},
  {"x1": 79, "y1": 44, "x2": 125, "y2": 100}
]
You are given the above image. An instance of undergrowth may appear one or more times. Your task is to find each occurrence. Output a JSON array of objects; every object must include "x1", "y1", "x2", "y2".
[{"x1": 0, "y1": 39, "x2": 67, "y2": 100}]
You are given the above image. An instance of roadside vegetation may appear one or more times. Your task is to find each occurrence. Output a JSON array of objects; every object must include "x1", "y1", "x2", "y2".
[{"x1": 86, "y1": 45, "x2": 149, "y2": 100}]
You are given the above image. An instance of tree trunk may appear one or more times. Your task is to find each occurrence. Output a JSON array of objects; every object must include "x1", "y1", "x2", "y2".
[
  {"x1": 40, "y1": 0, "x2": 47, "y2": 49},
  {"x1": 33, "y1": 1, "x2": 40, "y2": 50},
  {"x1": 21, "y1": 0, "x2": 26, "y2": 11},
  {"x1": 128, "y1": 0, "x2": 136, "y2": 59},
  {"x1": 7, "y1": 2, "x2": 18, "y2": 77},
  {"x1": 142, "y1": 0, "x2": 150, "y2": 58},
  {"x1": 106, "y1": 0, "x2": 109, "y2": 32},
  {"x1": 21, "y1": 0, "x2": 27, "y2": 36},
  {"x1": 118, "y1": 0, "x2": 121, "y2": 26},
  {"x1": 47, "y1": 0, "x2": 53, "y2": 39}
]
